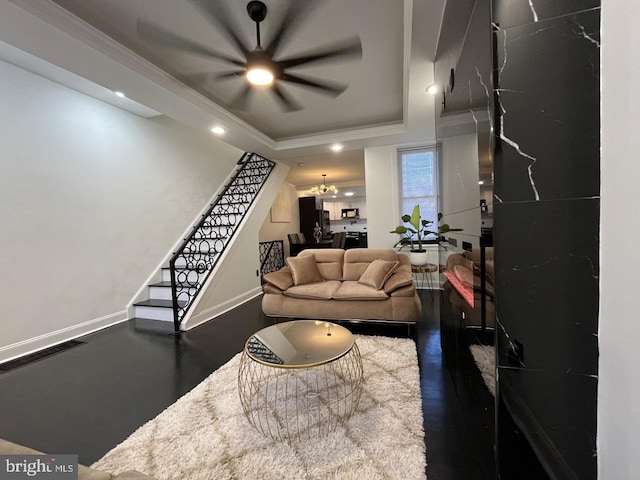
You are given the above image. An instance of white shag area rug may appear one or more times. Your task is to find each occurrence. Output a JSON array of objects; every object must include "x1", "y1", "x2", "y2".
[
  {"x1": 469, "y1": 345, "x2": 496, "y2": 397},
  {"x1": 92, "y1": 335, "x2": 426, "y2": 480}
]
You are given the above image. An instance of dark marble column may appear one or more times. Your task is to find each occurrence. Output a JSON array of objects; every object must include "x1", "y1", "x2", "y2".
[{"x1": 492, "y1": 1, "x2": 600, "y2": 479}]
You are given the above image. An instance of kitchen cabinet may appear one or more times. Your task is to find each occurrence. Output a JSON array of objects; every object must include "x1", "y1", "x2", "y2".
[{"x1": 325, "y1": 198, "x2": 367, "y2": 220}]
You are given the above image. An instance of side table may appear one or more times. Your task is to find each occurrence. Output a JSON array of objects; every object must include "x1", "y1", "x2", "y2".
[{"x1": 411, "y1": 263, "x2": 439, "y2": 298}]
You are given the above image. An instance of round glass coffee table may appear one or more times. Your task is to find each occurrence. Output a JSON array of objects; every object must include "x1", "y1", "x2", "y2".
[{"x1": 238, "y1": 320, "x2": 363, "y2": 441}]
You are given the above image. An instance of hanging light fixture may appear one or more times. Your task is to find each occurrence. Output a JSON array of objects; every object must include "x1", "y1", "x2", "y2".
[{"x1": 310, "y1": 174, "x2": 338, "y2": 195}]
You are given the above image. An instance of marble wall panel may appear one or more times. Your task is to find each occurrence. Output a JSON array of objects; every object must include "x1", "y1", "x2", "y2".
[
  {"x1": 494, "y1": 198, "x2": 599, "y2": 375},
  {"x1": 498, "y1": 368, "x2": 597, "y2": 479},
  {"x1": 492, "y1": 2, "x2": 600, "y2": 479},
  {"x1": 493, "y1": 0, "x2": 600, "y2": 29},
  {"x1": 494, "y1": 8, "x2": 600, "y2": 203}
]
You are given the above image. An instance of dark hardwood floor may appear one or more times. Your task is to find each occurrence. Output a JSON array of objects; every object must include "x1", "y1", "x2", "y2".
[{"x1": 0, "y1": 292, "x2": 487, "y2": 479}]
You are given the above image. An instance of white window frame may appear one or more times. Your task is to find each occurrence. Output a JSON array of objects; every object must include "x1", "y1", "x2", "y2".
[{"x1": 397, "y1": 146, "x2": 440, "y2": 243}]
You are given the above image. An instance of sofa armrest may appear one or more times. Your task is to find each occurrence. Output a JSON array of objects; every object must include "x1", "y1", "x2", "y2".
[
  {"x1": 389, "y1": 284, "x2": 417, "y2": 297},
  {"x1": 383, "y1": 271, "x2": 414, "y2": 294},
  {"x1": 262, "y1": 266, "x2": 293, "y2": 291}
]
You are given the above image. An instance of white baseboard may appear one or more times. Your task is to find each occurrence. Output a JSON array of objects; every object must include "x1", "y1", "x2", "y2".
[
  {"x1": 0, "y1": 310, "x2": 128, "y2": 364},
  {"x1": 184, "y1": 287, "x2": 262, "y2": 331}
]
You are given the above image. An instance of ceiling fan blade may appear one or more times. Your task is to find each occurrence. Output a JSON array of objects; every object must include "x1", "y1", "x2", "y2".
[
  {"x1": 189, "y1": 0, "x2": 250, "y2": 57},
  {"x1": 281, "y1": 73, "x2": 348, "y2": 97},
  {"x1": 278, "y1": 37, "x2": 363, "y2": 70},
  {"x1": 137, "y1": 20, "x2": 244, "y2": 67},
  {"x1": 182, "y1": 70, "x2": 245, "y2": 86},
  {"x1": 229, "y1": 84, "x2": 254, "y2": 111},
  {"x1": 264, "y1": 1, "x2": 321, "y2": 57},
  {"x1": 271, "y1": 83, "x2": 303, "y2": 112},
  {"x1": 215, "y1": 70, "x2": 246, "y2": 81}
]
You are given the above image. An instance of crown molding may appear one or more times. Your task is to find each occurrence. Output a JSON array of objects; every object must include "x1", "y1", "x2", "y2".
[
  {"x1": 274, "y1": 122, "x2": 407, "y2": 151},
  {"x1": 6, "y1": 0, "x2": 419, "y2": 156},
  {"x1": 8, "y1": 0, "x2": 276, "y2": 149}
]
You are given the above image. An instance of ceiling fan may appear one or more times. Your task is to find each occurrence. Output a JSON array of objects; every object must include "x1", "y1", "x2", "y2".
[{"x1": 137, "y1": 0, "x2": 362, "y2": 112}]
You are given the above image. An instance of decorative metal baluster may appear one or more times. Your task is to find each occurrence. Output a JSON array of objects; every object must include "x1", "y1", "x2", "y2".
[
  {"x1": 259, "y1": 240, "x2": 284, "y2": 283},
  {"x1": 170, "y1": 153, "x2": 276, "y2": 331}
]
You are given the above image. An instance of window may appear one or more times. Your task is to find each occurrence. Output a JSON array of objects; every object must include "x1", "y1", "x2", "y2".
[{"x1": 398, "y1": 146, "x2": 439, "y2": 240}]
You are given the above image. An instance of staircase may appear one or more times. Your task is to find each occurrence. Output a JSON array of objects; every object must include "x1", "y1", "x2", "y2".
[{"x1": 132, "y1": 152, "x2": 276, "y2": 331}]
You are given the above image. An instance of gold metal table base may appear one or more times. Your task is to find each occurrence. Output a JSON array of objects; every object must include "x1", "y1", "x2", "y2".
[{"x1": 238, "y1": 342, "x2": 363, "y2": 442}]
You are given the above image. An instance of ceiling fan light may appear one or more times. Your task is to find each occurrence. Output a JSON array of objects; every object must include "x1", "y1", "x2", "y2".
[{"x1": 247, "y1": 67, "x2": 274, "y2": 86}]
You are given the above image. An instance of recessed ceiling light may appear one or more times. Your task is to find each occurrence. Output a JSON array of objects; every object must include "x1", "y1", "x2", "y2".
[
  {"x1": 297, "y1": 163, "x2": 305, "y2": 167},
  {"x1": 426, "y1": 84, "x2": 438, "y2": 95},
  {"x1": 345, "y1": 192, "x2": 354, "y2": 197},
  {"x1": 114, "y1": 91, "x2": 126, "y2": 98},
  {"x1": 478, "y1": 180, "x2": 484, "y2": 185},
  {"x1": 210, "y1": 126, "x2": 226, "y2": 135},
  {"x1": 332, "y1": 195, "x2": 337, "y2": 198},
  {"x1": 330, "y1": 144, "x2": 343, "y2": 152}
]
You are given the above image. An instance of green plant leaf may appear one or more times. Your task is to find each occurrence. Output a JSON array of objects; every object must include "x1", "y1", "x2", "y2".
[
  {"x1": 391, "y1": 226, "x2": 409, "y2": 234},
  {"x1": 409, "y1": 205, "x2": 421, "y2": 231}
]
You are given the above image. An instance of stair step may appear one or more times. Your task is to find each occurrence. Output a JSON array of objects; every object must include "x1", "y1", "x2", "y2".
[
  {"x1": 161, "y1": 268, "x2": 208, "y2": 283},
  {"x1": 134, "y1": 299, "x2": 186, "y2": 308},
  {"x1": 134, "y1": 305, "x2": 174, "y2": 321},
  {"x1": 187, "y1": 235, "x2": 228, "y2": 240},
  {"x1": 199, "y1": 222, "x2": 235, "y2": 228},
  {"x1": 172, "y1": 257, "x2": 216, "y2": 270},
  {"x1": 134, "y1": 299, "x2": 172, "y2": 308},
  {"x1": 149, "y1": 282, "x2": 197, "y2": 300},
  {"x1": 176, "y1": 247, "x2": 222, "y2": 255}
]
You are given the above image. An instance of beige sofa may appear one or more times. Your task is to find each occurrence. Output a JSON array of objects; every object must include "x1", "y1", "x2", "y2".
[
  {"x1": 442, "y1": 247, "x2": 495, "y2": 330},
  {"x1": 262, "y1": 248, "x2": 421, "y2": 326},
  {"x1": 0, "y1": 438, "x2": 154, "y2": 480}
]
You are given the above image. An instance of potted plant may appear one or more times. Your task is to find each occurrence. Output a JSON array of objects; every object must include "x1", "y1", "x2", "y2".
[{"x1": 390, "y1": 205, "x2": 462, "y2": 265}]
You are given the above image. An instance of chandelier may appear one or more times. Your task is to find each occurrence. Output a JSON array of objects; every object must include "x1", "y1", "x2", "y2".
[{"x1": 310, "y1": 174, "x2": 338, "y2": 195}]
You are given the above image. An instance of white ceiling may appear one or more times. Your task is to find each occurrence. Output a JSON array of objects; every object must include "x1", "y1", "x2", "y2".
[{"x1": 0, "y1": 0, "x2": 446, "y2": 190}]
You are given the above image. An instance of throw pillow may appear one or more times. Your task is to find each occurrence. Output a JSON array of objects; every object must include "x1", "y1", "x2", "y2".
[
  {"x1": 383, "y1": 271, "x2": 415, "y2": 294},
  {"x1": 285, "y1": 255, "x2": 324, "y2": 286},
  {"x1": 263, "y1": 266, "x2": 294, "y2": 291},
  {"x1": 358, "y1": 259, "x2": 400, "y2": 290},
  {"x1": 453, "y1": 264, "x2": 475, "y2": 288}
]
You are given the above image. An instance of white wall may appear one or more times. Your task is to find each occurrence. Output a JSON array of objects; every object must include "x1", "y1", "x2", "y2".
[
  {"x1": 598, "y1": 2, "x2": 640, "y2": 478},
  {"x1": 364, "y1": 145, "x2": 400, "y2": 248},
  {"x1": 0, "y1": 60, "x2": 242, "y2": 361},
  {"x1": 258, "y1": 182, "x2": 299, "y2": 257}
]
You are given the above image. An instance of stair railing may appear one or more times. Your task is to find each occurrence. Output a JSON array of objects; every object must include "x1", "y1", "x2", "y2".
[
  {"x1": 259, "y1": 240, "x2": 284, "y2": 283},
  {"x1": 169, "y1": 152, "x2": 276, "y2": 331}
]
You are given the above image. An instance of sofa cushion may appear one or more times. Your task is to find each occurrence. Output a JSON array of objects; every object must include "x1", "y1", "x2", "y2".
[
  {"x1": 298, "y1": 249, "x2": 345, "y2": 280},
  {"x1": 263, "y1": 266, "x2": 294, "y2": 291},
  {"x1": 358, "y1": 259, "x2": 399, "y2": 290},
  {"x1": 343, "y1": 249, "x2": 400, "y2": 281},
  {"x1": 333, "y1": 281, "x2": 389, "y2": 300},
  {"x1": 383, "y1": 271, "x2": 415, "y2": 294},
  {"x1": 283, "y1": 281, "x2": 341, "y2": 300},
  {"x1": 286, "y1": 255, "x2": 324, "y2": 285}
]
